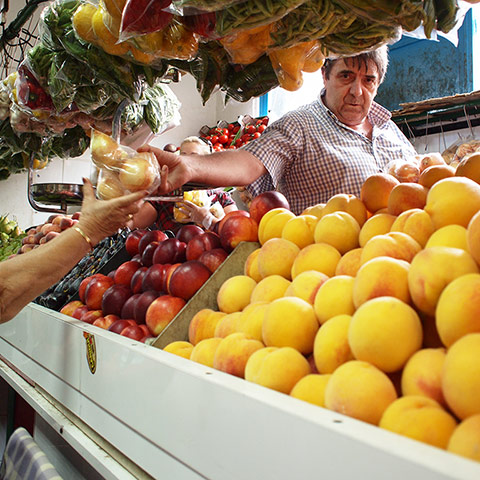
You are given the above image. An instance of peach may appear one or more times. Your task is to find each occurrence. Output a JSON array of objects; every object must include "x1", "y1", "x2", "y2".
[
  {"x1": 335, "y1": 247, "x2": 362, "y2": 276},
  {"x1": 257, "y1": 238, "x2": 299, "y2": 279},
  {"x1": 424, "y1": 176, "x2": 480, "y2": 229},
  {"x1": 190, "y1": 337, "x2": 222, "y2": 367},
  {"x1": 390, "y1": 208, "x2": 434, "y2": 248},
  {"x1": 188, "y1": 308, "x2": 226, "y2": 345},
  {"x1": 442, "y1": 333, "x2": 480, "y2": 420},
  {"x1": 321, "y1": 193, "x2": 368, "y2": 227},
  {"x1": 353, "y1": 256, "x2": 410, "y2": 308},
  {"x1": 324, "y1": 360, "x2": 397, "y2": 425},
  {"x1": 250, "y1": 275, "x2": 291, "y2": 303},
  {"x1": 360, "y1": 231, "x2": 421, "y2": 265},
  {"x1": 258, "y1": 208, "x2": 295, "y2": 245},
  {"x1": 163, "y1": 341, "x2": 194, "y2": 359},
  {"x1": 237, "y1": 302, "x2": 269, "y2": 342},
  {"x1": 216, "y1": 275, "x2": 257, "y2": 313},
  {"x1": 313, "y1": 211, "x2": 360, "y2": 255},
  {"x1": 455, "y1": 151, "x2": 480, "y2": 184},
  {"x1": 290, "y1": 373, "x2": 332, "y2": 407},
  {"x1": 313, "y1": 314, "x2": 354, "y2": 373},
  {"x1": 418, "y1": 152, "x2": 446, "y2": 172},
  {"x1": 348, "y1": 297, "x2": 423, "y2": 373},
  {"x1": 447, "y1": 414, "x2": 480, "y2": 462},
  {"x1": 467, "y1": 209, "x2": 480, "y2": 266},
  {"x1": 301, "y1": 203, "x2": 325, "y2": 219},
  {"x1": 213, "y1": 332, "x2": 264, "y2": 378},
  {"x1": 291, "y1": 243, "x2": 341, "y2": 278},
  {"x1": 401, "y1": 348, "x2": 447, "y2": 407},
  {"x1": 418, "y1": 164, "x2": 455, "y2": 188},
  {"x1": 425, "y1": 224, "x2": 468, "y2": 251},
  {"x1": 313, "y1": 275, "x2": 355, "y2": 324},
  {"x1": 244, "y1": 248, "x2": 262, "y2": 282},
  {"x1": 358, "y1": 213, "x2": 396, "y2": 247},
  {"x1": 281, "y1": 214, "x2": 317, "y2": 249},
  {"x1": 245, "y1": 346, "x2": 310, "y2": 394},
  {"x1": 118, "y1": 153, "x2": 158, "y2": 192},
  {"x1": 387, "y1": 183, "x2": 429, "y2": 216},
  {"x1": 262, "y1": 296, "x2": 318, "y2": 355},
  {"x1": 360, "y1": 173, "x2": 399, "y2": 214},
  {"x1": 379, "y1": 396, "x2": 457, "y2": 449},
  {"x1": 214, "y1": 312, "x2": 243, "y2": 338},
  {"x1": 436, "y1": 273, "x2": 480, "y2": 347},
  {"x1": 284, "y1": 270, "x2": 329, "y2": 305},
  {"x1": 408, "y1": 246, "x2": 479, "y2": 316}
]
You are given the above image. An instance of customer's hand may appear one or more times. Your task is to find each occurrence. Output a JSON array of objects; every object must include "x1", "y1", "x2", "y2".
[{"x1": 77, "y1": 178, "x2": 147, "y2": 246}]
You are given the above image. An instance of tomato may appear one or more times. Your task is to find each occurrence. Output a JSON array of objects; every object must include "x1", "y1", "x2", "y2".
[
  {"x1": 246, "y1": 125, "x2": 256, "y2": 134},
  {"x1": 262, "y1": 117, "x2": 269, "y2": 125},
  {"x1": 221, "y1": 128, "x2": 229, "y2": 135},
  {"x1": 228, "y1": 145, "x2": 236, "y2": 149},
  {"x1": 233, "y1": 126, "x2": 240, "y2": 134},
  {"x1": 218, "y1": 134, "x2": 229, "y2": 144},
  {"x1": 256, "y1": 119, "x2": 263, "y2": 125},
  {"x1": 252, "y1": 132, "x2": 261, "y2": 139},
  {"x1": 257, "y1": 124, "x2": 266, "y2": 133},
  {"x1": 228, "y1": 123, "x2": 235, "y2": 131},
  {"x1": 241, "y1": 134, "x2": 251, "y2": 143},
  {"x1": 235, "y1": 139, "x2": 243, "y2": 147},
  {"x1": 204, "y1": 135, "x2": 212, "y2": 141},
  {"x1": 213, "y1": 143, "x2": 223, "y2": 151},
  {"x1": 211, "y1": 135, "x2": 219, "y2": 144}
]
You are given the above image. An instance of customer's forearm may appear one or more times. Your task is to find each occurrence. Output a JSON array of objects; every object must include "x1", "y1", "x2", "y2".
[{"x1": 0, "y1": 227, "x2": 92, "y2": 323}]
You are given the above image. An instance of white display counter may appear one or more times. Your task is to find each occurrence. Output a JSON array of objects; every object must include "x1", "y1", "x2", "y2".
[{"x1": 1, "y1": 304, "x2": 479, "y2": 480}]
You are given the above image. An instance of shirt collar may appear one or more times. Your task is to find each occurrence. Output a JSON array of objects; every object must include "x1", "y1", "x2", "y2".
[{"x1": 318, "y1": 89, "x2": 391, "y2": 128}]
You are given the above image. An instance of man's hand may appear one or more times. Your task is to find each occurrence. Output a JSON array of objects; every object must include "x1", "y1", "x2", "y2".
[
  {"x1": 176, "y1": 200, "x2": 217, "y2": 229},
  {"x1": 138, "y1": 144, "x2": 191, "y2": 194}
]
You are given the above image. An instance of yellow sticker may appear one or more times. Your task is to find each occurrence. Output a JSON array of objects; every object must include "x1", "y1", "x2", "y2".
[{"x1": 83, "y1": 332, "x2": 97, "y2": 374}]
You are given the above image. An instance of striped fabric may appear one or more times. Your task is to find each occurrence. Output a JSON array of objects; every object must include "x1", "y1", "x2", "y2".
[
  {"x1": 243, "y1": 96, "x2": 417, "y2": 214},
  {"x1": 0, "y1": 427, "x2": 62, "y2": 480}
]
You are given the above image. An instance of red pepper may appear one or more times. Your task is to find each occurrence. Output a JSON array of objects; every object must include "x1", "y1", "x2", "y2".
[{"x1": 121, "y1": 0, "x2": 173, "y2": 37}]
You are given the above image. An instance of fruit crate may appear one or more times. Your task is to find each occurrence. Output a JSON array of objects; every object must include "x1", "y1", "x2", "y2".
[{"x1": 152, "y1": 241, "x2": 260, "y2": 349}]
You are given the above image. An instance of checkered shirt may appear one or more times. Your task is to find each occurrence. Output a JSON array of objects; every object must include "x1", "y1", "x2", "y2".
[{"x1": 243, "y1": 97, "x2": 417, "y2": 215}]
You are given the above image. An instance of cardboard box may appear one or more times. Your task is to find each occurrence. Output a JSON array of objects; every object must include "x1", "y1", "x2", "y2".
[{"x1": 152, "y1": 241, "x2": 260, "y2": 349}]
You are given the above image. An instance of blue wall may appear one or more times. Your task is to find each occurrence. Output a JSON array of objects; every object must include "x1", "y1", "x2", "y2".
[{"x1": 376, "y1": 10, "x2": 474, "y2": 111}]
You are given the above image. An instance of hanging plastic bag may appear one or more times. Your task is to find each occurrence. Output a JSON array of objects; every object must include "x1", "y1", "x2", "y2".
[{"x1": 91, "y1": 129, "x2": 160, "y2": 199}]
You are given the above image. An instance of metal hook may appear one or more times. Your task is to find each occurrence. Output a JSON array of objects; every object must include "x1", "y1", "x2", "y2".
[{"x1": 424, "y1": 112, "x2": 429, "y2": 153}]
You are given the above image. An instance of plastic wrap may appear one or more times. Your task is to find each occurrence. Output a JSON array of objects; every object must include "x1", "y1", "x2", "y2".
[
  {"x1": 130, "y1": 17, "x2": 199, "y2": 60},
  {"x1": 268, "y1": 40, "x2": 325, "y2": 91},
  {"x1": 173, "y1": 190, "x2": 211, "y2": 222},
  {"x1": 332, "y1": 0, "x2": 426, "y2": 32},
  {"x1": 91, "y1": 129, "x2": 160, "y2": 199},
  {"x1": 269, "y1": 0, "x2": 356, "y2": 49},
  {"x1": 172, "y1": 0, "x2": 243, "y2": 13},
  {"x1": 213, "y1": 0, "x2": 308, "y2": 37},
  {"x1": 119, "y1": 0, "x2": 173, "y2": 40},
  {"x1": 220, "y1": 23, "x2": 274, "y2": 65}
]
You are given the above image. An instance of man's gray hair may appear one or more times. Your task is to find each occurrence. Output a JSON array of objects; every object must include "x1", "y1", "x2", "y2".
[{"x1": 322, "y1": 45, "x2": 389, "y2": 84}]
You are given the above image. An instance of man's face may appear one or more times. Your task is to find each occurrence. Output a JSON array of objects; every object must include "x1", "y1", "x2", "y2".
[{"x1": 322, "y1": 58, "x2": 380, "y2": 128}]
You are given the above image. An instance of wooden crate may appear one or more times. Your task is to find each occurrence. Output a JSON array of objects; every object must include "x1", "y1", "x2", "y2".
[{"x1": 152, "y1": 241, "x2": 260, "y2": 349}]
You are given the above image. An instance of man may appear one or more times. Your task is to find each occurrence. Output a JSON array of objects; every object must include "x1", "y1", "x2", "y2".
[{"x1": 140, "y1": 46, "x2": 416, "y2": 215}]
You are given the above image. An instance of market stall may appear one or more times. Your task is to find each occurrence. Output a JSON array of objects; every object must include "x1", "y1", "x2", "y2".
[{"x1": 1, "y1": 0, "x2": 480, "y2": 478}]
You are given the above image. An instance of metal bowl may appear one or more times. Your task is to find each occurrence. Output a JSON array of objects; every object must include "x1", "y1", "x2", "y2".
[{"x1": 30, "y1": 183, "x2": 84, "y2": 205}]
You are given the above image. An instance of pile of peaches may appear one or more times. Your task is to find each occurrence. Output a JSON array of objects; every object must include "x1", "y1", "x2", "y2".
[
  {"x1": 18, "y1": 212, "x2": 80, "y2": 254},
  {"x1": 161, "y1": 164, "x2": 480, "y2": 466}
]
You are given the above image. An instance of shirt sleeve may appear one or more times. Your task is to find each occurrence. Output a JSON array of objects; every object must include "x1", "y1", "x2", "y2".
[{"x1": 241, "y1": 112, "x2": 305, "y2": 197}]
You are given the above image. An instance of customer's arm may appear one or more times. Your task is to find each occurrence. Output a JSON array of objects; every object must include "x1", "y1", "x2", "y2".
[
  {"x1": 0, "y1": 179, "x2": 146, "y2": 323},
  {"x1": 138, "y1": 146, "x2": 267, "y2": 195}
]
